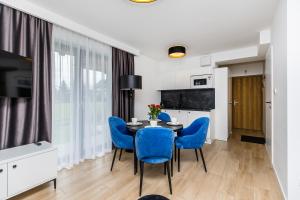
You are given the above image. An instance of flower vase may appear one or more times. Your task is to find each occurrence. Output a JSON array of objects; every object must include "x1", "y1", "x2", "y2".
[{"x1": 150, "y1": 120, "x2": 158, "y2": 127}]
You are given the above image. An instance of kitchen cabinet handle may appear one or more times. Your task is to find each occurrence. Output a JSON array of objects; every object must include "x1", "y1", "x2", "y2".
[
  {"x1": 0, "y1": 169, "x2": 3, "y2": 173},
  {"x1": 12, "y1": 164, "x2": 17, "y2": 169}
]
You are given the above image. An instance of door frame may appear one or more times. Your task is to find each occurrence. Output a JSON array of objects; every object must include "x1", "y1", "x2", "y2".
[
  {"x1": 265, "y1": 46, "x2": 274, "y2": 164},
  {"x1": 231, "y1": 75, "x2": 264, "y2": 131}
]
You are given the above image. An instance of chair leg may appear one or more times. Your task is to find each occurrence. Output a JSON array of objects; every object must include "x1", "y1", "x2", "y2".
[
  {"x1": 119, "y1": 149, "x2": 123, "y2": 161},
  {"x1": 110, "y1": 148, "x2": 118, "y2": 171},
  {"x1": 174, "y1": 144, "x2": 177, "y2": 162},
  {"x1": 164, "y1": 162, "x2": 166, "y2": 175},
  {"x1": 171, "y1": 155, "x2": 173, "y2": 177},
  {"x1": 166, "y1": 161, "x2": 172, "y2": 194},
  {"x1": 139, "y1": 161, "x2": 144, "y2": 196},
  {"x1": 199, "y1": 148, "x2": 207, "y2": 173},
  {"x1": 177, "y1": 148, "x2": 181, "y2": 172},
  {"x1": 195, "y1": 149, "x2": 199, "y2": 162},
  {"x1": 134, "y1": 148, "x2": 138, "y2": 175}
]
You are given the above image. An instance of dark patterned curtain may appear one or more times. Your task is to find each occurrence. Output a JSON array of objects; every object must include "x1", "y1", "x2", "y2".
[
  {"x1": 112, "y1": 47, "x2": 134, "y2": 122},
  {"x1": 0, "y1": 4, "x2": 52, "y2": 149}
]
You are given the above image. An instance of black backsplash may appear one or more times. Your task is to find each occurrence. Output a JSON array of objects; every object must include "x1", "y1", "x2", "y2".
[{"x1": 161, "y1": 89, "x2": 215, "y2": 111}]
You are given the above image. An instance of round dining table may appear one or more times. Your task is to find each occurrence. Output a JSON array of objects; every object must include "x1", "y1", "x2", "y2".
[
  {"x1": 126, "y1": 120, "x2": 183, "y2": 175},
  {"x1": 127, "y1": 120, "x2": 183, "y2": 133}
]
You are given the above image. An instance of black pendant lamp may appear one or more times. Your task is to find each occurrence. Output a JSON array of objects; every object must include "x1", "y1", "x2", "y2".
[{"x1": 168, "y1": 46, "x2": 186, "y2": 58}]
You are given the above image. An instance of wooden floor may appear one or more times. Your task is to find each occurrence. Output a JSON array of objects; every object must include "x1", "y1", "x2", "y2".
[{"x1": 12, "y1": 129, "x2": 283, "y2": 200}]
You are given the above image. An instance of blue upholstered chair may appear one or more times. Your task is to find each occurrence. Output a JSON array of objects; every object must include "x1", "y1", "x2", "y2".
[
  {"x1": 108, "y1": 116, "x2": 134, "y2": 171},
  {"x1": 175, "y1": 117, "x2": 209, "y2": 172},
  {"x1": 135, "y1": 128, "x2": 174, "y2": 196},
  {"x1": 158, "y1": 112, "x2": 171, "y2": 122}
]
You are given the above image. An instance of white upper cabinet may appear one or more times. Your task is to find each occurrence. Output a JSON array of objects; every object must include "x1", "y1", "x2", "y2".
[
  {"x1": 160, "y1": 71, "x2": 176, "y2": 90},
  {"x1": 158, "y1": 57, "x2": 214, "y2": 90},
  {"x1": 175, "y1": 71, "x2": 190, "y2": 89}
]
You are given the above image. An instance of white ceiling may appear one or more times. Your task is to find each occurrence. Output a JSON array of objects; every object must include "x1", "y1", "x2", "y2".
[{"x1": 27, "y1": 0, "x2": 278, "y2": 60}]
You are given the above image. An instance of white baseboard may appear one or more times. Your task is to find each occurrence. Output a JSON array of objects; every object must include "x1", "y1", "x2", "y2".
[{"x1": 273, "y1": 164, "x2": 287, "y2": 200}]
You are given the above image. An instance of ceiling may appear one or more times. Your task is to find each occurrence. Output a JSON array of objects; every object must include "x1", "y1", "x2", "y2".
[{"x1": 27, "y1": 0, "x2": 278, "y2": 60}]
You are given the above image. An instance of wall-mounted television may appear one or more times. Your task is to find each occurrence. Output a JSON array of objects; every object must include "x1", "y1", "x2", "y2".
[{"x1": 0, "y1": 50, "x2": 32, "y2": 98}]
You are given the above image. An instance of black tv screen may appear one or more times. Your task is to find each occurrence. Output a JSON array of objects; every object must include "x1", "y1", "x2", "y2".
[{"x1": 0, "y1": 50, "x2": 32, "y2": 97}]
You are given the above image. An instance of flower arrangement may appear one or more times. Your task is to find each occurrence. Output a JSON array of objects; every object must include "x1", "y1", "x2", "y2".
[{"x1": 148, "y1": 104, "x2": 161, "y2": 120}]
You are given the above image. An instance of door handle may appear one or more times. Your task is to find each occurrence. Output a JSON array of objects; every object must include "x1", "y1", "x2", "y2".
[
  {"x1": 233, "y1": 100, "x2": 239, "y2": 107},
  {"x1": 12, "y1": 164, "x2": 17, "y2": 169},
  {"x1": 0, "y1": 169, "x2": 3, "y2": 173}
]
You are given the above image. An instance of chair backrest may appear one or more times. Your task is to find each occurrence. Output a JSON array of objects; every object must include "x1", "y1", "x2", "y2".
[
  {"x1": 192, "y1": 117, "x2": 210, "y2": 145},
  {"x1": 135, "y1": 128, "x2": 174, "y2": 161},
  {"x1": 108, "y1": 116, "x2": 128, "y2": 147},
  {"x1": 158, "y1": 112, "x2": 171, "y2": 122},
  {"x1": 183, "y1": 117, "x2": 210, "y2": 146}
]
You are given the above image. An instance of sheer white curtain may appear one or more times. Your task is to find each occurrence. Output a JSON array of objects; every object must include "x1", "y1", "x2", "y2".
[{"x1": 52, "y1": 25, "x2": 112, "y2": 170}]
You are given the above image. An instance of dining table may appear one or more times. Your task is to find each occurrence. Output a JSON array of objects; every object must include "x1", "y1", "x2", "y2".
[{"x1": 126, "y1": 120, "x2": 183, "y2": 175}]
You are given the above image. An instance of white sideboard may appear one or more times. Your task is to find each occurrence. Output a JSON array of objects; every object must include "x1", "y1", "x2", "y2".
[
  {"x1": 0, "y1": 141, "x2": 57, "y2": 200},
  {"x1": 162, "y1": 109, "x2": 215, "y2": 144}
]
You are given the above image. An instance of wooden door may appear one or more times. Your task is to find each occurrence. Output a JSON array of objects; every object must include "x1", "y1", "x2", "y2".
[{"x1": 232, "y1": 75, "x2": 263, "y2": 131}]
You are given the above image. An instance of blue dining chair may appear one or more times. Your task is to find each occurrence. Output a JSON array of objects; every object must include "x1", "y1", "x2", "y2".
[
  {"x1": 135, "y1": 127, "x2": 174, "y2": 196},
  {"x1": 175, "y1": 117, "x2": 209, "y2": 173},
  {"x1": 158, "y1": 112, "x2": 171, "y2": 122},
  {"x1": 108, "y1": 116, "x2": 134, "y2": 171}
]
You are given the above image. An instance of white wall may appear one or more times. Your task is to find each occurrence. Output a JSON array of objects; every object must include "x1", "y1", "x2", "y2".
[
  {"x1": 134, "y1": 55, "x2": 160, "y2": 120},
  {"x1": 287, "y1": 0, "x2": 300, "y2": 199},
  {"x1": 228, "y1": 76, "x2": 232, "y2": 134},
  {"x1": 228, "y1": 61, "x2": 264, "y2": 77},
  {"x1": 158, "y1": 56, "x2": 213, "y2": 90},
  {"x1": 214, "y1": 67, "x2": 229, "y2": 141},
  {"x1": 265, "y1": 47, "x2": 274, "y2": 163},
  {"x1": 271, "y1": 0, "x2": 287, "y2": 198},
  {"x1": 157, "y1": 46, "x2": 262, "y2": 90}
]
